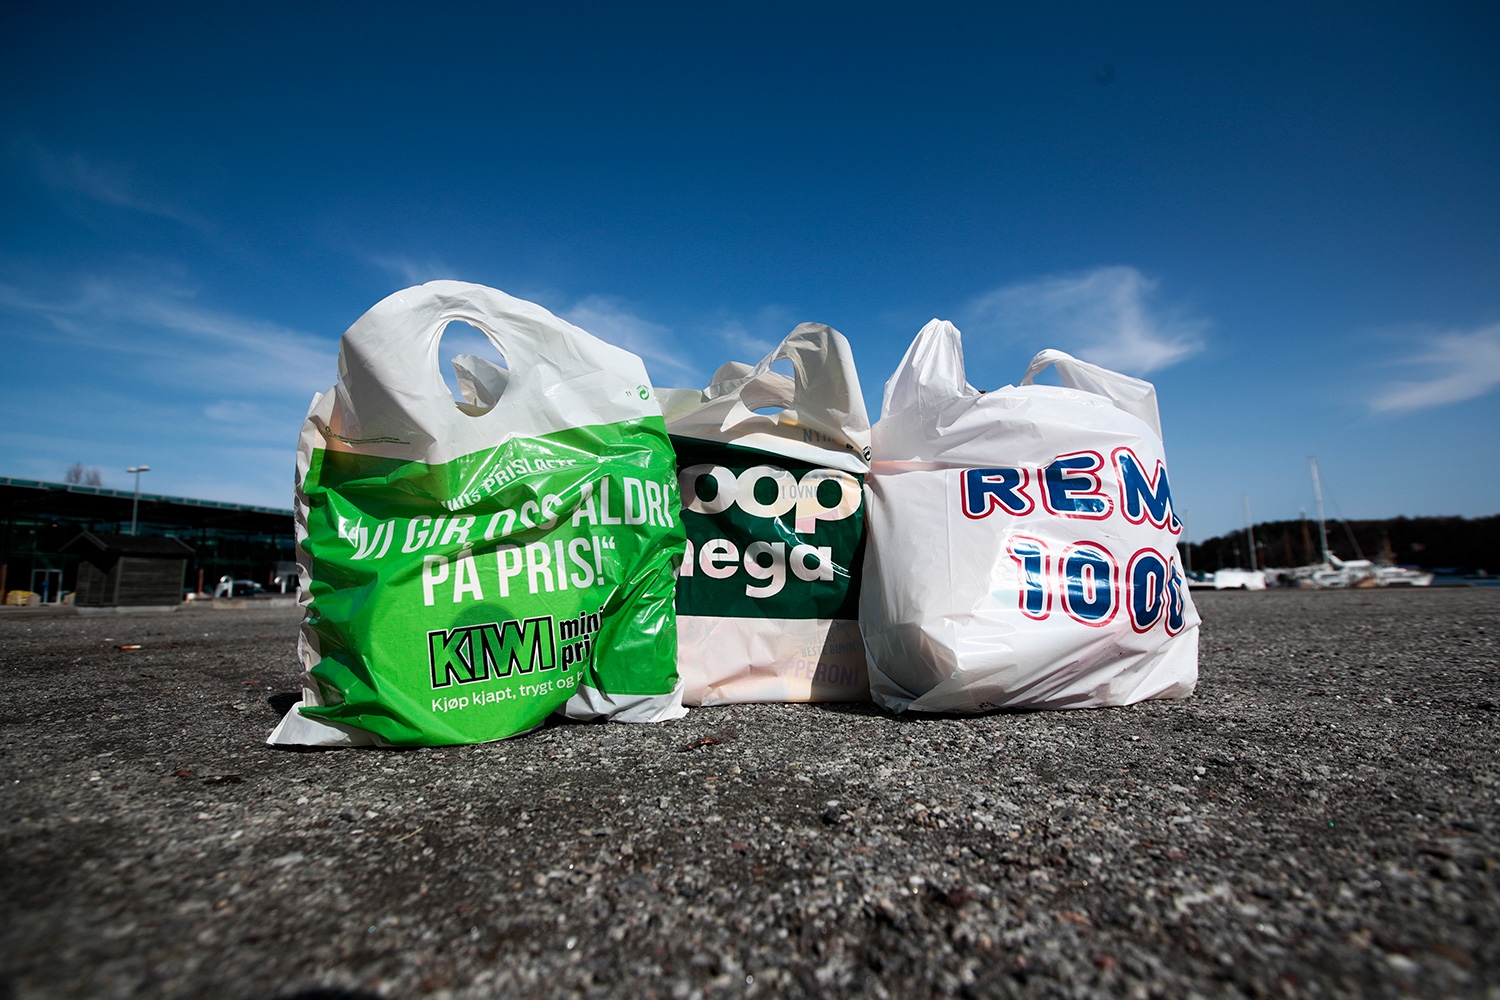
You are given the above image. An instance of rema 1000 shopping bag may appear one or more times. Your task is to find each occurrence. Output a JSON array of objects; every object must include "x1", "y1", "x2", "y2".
[
  {"x1": 658, "y1": 324, "x2": 871, "y2": 704},
  {"x1": 860, "y1": 320, "x2": 1199, "y2": 713},
  {"x1": 268, "y1": 281, "x2": 686, "y2": 747}
]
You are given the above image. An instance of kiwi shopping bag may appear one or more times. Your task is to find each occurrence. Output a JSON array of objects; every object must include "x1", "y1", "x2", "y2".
[{"x1": 269, "y1": 281, "x2": 686, "y2": 746}]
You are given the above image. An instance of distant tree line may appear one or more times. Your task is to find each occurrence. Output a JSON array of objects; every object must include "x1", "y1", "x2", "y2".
[{"x1": 1183, "y1": 515, "x2": 1500, "y2": 574}]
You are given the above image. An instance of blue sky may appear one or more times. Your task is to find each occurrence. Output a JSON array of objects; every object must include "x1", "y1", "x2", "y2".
[{"x1": 2, "y1": 2, "x2": 1496, "y2": 540}]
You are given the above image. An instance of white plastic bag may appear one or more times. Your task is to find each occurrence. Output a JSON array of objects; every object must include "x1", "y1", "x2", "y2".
[
  {"x1": 658, "y1": 323, "x2": 871, "y2": 705},
  {"x1": 269, "y1": 280, "x2": 686, "y2": 747},
  {"x1": 860, "y1": 320, "x2": 1199, "y2": 713}
]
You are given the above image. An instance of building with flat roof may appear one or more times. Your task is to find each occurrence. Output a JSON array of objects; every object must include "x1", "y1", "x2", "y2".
[{"x1": 0, "y1": 477, "x2": 294, "y2": 603}]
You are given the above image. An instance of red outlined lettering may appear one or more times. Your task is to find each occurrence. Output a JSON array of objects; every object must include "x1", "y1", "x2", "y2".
[
  {"x1": 1059, "y1": 540, "x2": 1119, "y2": 627},
  {"x1": 1164, "y1": 557, "x2": 1187, "y2": 636},
  {"x1": 1005, "y1": 534, "x2": 1052, "y2": 620},
  {"x1": 1112, "y1": 446, "x2": 1180, "y2": 533},
  {"x1": 1126, "y1": 547, "x2": 1169, "y2": 634},
  {"x1": 1041, "y1": 451, "x2": 1114, "y2": 521},
  {"x1": 962, "y1": 467, "x2": 1034, "y2": 519}
]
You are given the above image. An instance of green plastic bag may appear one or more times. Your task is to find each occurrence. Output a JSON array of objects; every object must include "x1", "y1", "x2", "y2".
[{"x1": 268, "y1": 281, "x2": 686, "y2": 747}]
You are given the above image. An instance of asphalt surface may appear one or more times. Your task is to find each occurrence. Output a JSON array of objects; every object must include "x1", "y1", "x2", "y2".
[{"x1": 1, "y1": 588, "x2": 1497, "y2": 1000}]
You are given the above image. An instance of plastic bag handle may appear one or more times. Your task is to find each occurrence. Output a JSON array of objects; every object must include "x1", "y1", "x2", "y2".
[
  {"x1": 702, "y1": 322, "x2": 869, "y2": 445},
  {"x1": 337, "y1": 281, "x2": 597, "y2": 427},
  {"x1": 880, "y1": 319, "x2": 977, "y2": 420},
  {"x1": 703, "y1": 324, "x2": 834, "y2": 400},
  {"x1": 1020, "y1": 348, "x2": 1162, "y2": 438},
  {"x1": 346, "y1": 285, "x2": 556, "y2": 394},
  {"x1": 703, "y1": 322, "x2": 848, "y2": 408}
]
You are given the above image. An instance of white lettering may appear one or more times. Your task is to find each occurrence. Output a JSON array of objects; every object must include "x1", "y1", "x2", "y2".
[
  {"x1": 680, "y1": 465, "x2": 736, "y2": 515},
  {"x1": 421, "y1": 554, "x2": 450, "y2": 606},
  {"x1": 793, "y1": 470, "x2": 862, "y2": 533},
  {"x1": 352, "y1": 522, "x2": 393, "y2": 560},
  {"x1": 571, "y1": 481, "x2": 599, "y2": 527},
  {"x1": 568, "y1": 537, "x2": 596, "y2": 587},
  {"x1": 737, "y1": 466, "x2": 798, "y2": 519},
  {"x1": 526, "y1": 542, "x2": 554, "y2": 593},
  {"x1": 540, "y1": 494, "x2": 563, "y2": 529},
  {"x1": 645, "y1": 480, "x2": 664, "y2": 527},
  {"x1": 403, "y1": 517, "x2": 432, "y2": 553},
  {"x1": 624, "y1": 478, "x2": 647, "y2": 525},
  {"x1": 700, "y1": 538, "x2": 739, "y2": 579},
  {"x1": 496, "y1": 544, "x2": 523, "y2": 597},
  {"x1": 743, "y1": 541, "x2": 786, "y2": 598},
  {"x1": 680, "y1": 465, "x2": 862, "y2": 526},
  {"x1": 452, "y1": 547, "x2": 484, "y2": 602},
  {"x1": 790, "y1": 543, "x2": 834, "y2": 582},
  {"x1": 440, "y1": 515, "x2": 475, "y2": 547},
  {"x1": 600, "y1": 477, "x2": 622, "y2": 525}
]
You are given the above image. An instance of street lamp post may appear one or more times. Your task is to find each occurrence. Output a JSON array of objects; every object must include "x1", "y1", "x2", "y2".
[{"x1": 127, "y1": 465, "x2": 151, "y2": 536}]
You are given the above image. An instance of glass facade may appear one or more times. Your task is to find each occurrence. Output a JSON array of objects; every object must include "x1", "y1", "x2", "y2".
[{"x1": 0, "y1": 477, "x2": 295, "y2": 601}]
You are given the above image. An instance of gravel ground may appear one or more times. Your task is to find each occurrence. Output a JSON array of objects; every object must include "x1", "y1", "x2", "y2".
[{"x1": 1, "y1": 588, "x2": 1497, "y2": 1000}]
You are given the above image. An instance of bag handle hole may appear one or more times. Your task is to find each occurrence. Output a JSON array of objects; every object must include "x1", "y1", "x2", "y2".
[
  {"x1": 438, "y1": 320, "x2": 510, "y2": 416},
  {"x1": 745, "y1": 357, "x2": 796, "y2": 414}
]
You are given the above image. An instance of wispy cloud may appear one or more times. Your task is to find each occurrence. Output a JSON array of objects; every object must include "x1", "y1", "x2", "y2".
[
  {"x1": 368, "y1": 255, "x2": 460, "y2": 286},
  {"x1": 708, "y1": 305, "x2": 803, "y2": 363},
  {"x1": 563, "y1": 295, "x2": 700, "y2": 382},
  {"x1": 0, "y1": 357, "x2": 307, "y2": 503},
  {"x1": 0, "y1": 278, "x2": 335, "y2": 396},
  {"x1": 716, "y1": 319, "x2": 777, "y2": 360},
  {"x1": 0, "y1": 272, "x2": 332, "y2": 504},
  {"x1": 19, "y1": 139, "x2": 208, "y2": 229},
  {"x1": 1371, "y1": 322, "x2": 1500, "y2": 413},
  {"x1": 964, "y1": 266, "x2": 1206, "y2": 374},
  {"x1": 359, "y1": 258, "x2": 775, "y2": 387}
]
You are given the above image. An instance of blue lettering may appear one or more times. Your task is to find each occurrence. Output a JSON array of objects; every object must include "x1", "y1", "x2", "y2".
[
  {"x1": 1006, "y1": 536, "x2": 1050, "y2": 618},
  {"x1": 963, "y1": 468, "x2": 1032, "y2": 518},
  {"x1": 1166, "y1": 563, "x2": 1186, "y2": 634},
  {"x1": 1128, "y1": 550, "x2": 1168, "y2": 632},
  {"x1": 1062, "y1": 543, "x2": 1117, "y2": 625},
  {"x1": 1043, "y1": 453, "x2": 1111, "y2": 518},
  {"x1": 1115, "y1": 449, "x2": 1179, "y2": 530}
]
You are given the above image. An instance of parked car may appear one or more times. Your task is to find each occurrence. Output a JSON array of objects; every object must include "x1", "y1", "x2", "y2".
[{"x1": 214, "y1": 577, "x2": 267, "y2": 598}]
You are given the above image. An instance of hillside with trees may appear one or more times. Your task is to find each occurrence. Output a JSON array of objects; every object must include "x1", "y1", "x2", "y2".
[{"x1": 1184, "y1": 515, "x2": 1500, "y2": 575}]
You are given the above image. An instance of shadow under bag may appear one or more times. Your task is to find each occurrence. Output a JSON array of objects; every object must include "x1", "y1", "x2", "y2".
[
  {"x1": 270, "y1": 281, "x2": 685, "y2": 747},
  {"x1": 861, "y1": 319, "x2": 1199, "y2": 713}
]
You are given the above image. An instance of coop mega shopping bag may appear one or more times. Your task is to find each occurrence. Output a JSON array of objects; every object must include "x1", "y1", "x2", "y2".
[
  {"x1": 268, "y1": 281, "x2": 686, "y2": 747},
  {"x1": 860, "y1": 320, "x2": 1198, "y2": 713},
  {"x1": 657, "y1": 323, "x2": 871, "y2": 705}
]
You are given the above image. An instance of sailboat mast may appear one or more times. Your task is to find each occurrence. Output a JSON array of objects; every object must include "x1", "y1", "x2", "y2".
[
  {"x1": 1309, "y1": 457, "x2": 1331, "y2": 564},
  {"x1": 1242, "y1": 495, "x2": 1258, "y2": 572}
]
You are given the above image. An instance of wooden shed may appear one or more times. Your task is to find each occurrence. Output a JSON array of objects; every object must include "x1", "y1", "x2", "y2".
[{"x1": 63, "y1": 532, "x2": 195, "y2": 607}]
